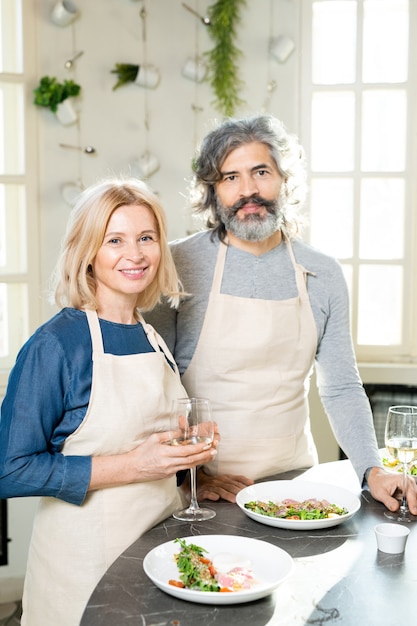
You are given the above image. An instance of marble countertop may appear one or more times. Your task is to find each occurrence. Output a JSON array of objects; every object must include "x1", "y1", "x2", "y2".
[{"x1": 81, "y1": 461, "x2": 416, "y2": 625}]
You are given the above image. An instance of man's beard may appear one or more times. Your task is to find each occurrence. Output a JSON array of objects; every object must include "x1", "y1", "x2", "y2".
[{"x1": 215, "y1": 194, "x2": 285, "y2": 242}]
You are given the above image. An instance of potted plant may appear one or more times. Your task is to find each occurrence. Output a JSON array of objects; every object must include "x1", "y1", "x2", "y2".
[
  {"x1": 33, "y1": 75, "x2": 81, "y2": 125},
  {"x1": 111, "y1": 63, "x2": 139, "y2": 90},
  {"x1": 111, "y1": 63, "x2": 160, "y2": 90}
]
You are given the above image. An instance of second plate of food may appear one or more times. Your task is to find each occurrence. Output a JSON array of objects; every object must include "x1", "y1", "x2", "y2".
[
  {"x1": 380, "y1": 448, "x2": 417, "y2": 479},
  {"x1": 236, "y1": 480, "x2": 361, "y2": 530},
  {"x1": 143, "y1": 534, "x2": 293, "y2": 604}
]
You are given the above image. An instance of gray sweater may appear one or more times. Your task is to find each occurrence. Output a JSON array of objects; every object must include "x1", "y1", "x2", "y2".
[{"x1": 146, "y1": 230, "x2": 382, "y2": 482}]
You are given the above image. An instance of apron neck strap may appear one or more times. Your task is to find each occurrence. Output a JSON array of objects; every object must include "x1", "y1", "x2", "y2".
[
  {"x1": 85, "y1": 309, "x2": 104, "y2": 355},
  {"x1": 212, "y1": 240, "x2": 228, "y2": 293},
  {"x1": 141, "y1": 317, "x2": 181, "y2": 375},
  {"x1": 284, "y1": 237, "x2": 316, "y2": 298},
  {"x1": 212, "y1": 233, "x2": 314, "y2": 299}
]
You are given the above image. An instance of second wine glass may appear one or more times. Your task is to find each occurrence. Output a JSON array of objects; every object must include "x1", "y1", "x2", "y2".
[
  {"x1": 384, "y1": 405, "x2": 417, "y2": 523},
  {"x1": 170, "y1": 397, "x2": 216, "y2": 522}
]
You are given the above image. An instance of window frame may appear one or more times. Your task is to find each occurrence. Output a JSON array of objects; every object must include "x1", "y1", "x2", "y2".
[
  {"x1": 299, "y1": 0, "x2": 417, "y2": 366},
  {"x1": 0, "y1": 0, "x2": 41, "y2": 397}
]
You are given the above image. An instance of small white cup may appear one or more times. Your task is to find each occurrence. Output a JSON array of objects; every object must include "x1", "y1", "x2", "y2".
[
  {"x1": 134, "y1": 64, "x2": 161, "y2": 89},
  {"x1": 131, "y1": 152, "x2": 160, "y2": 179},
  {"x1": 51, "y1": 1, "x2": 79, "y2": 27},
  {"x1": 55, "y1": 99, "x2": 78, "y2": 126},
  {"x1": 374, "y1": 523, "x2": 410, "y2": 554},
  {"x1": 269, "y1": 35, "x2": 295, "y2": 63},
  {"x1": 181, "y1": 56, "x2": 208, "y2": 83},
  {"x1": 61, "y1": 182, "x2": 83, "y2": 206}
]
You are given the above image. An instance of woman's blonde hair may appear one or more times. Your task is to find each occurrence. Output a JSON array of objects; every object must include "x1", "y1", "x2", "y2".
[{"x1": 54, "y1": 177, "x2": 183, "y2": 313}]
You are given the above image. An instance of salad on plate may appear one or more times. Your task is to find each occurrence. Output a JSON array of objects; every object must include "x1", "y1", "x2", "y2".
[
  {"x1": 381, "y1": 448, "x2": 417, "y2": 475},
  {"x1": 244, "y1": 497, "x2": 348, "y2": 520},
  {"x1": 169, "y1": 538, "x2": 256, "y2": 592}
]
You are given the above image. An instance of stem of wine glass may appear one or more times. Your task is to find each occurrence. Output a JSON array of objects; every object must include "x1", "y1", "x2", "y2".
[
  {"x1": 188, "y1": 466, "x2": 200, "y2": 512},
  {"x1": 400, "y1": 463, "x2": 409, "y2": 515}
]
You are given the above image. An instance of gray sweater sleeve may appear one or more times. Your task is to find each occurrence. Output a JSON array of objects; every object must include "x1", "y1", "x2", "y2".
[{"x1": 146, "y1": 230, "x2": 382, "y2": 482}]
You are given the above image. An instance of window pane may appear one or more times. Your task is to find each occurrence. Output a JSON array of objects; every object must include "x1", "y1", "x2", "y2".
[
  {"x1": 357, "y1": 265, "x2": 402, "y2": 345},
  {"x1": 363, "y1": 0, "x2": 409, "y2": 83},
  {"x1": 0, "y1": 0, "x2": 23, "y2": 73},
  {"x1": 0, "y1": 184, "x2": 27, "y2": 274},
  {"x1": 312, "y1": 1, "x2": 357, "y2": 84},
  {"x1": 361, "y1": 90, "x2": 406, "y2": 172},
  {"x1": 311, "y1": 92, "x2": 355, "y2": 171},
  {"x1": 0, "y1": 282, "x2": 28, "y2": 367},
  {"x1": 309, "y1": 178, "x2": 353, "y2": 258},
  {"x1": 0, "y1": 82, "x2": 25, "y2": 175},
  {"x1": 359, "y1": 178, "x2": 404, "y2": 259}
]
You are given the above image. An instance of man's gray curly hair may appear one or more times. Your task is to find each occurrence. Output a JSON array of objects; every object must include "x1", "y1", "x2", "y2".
[{"x1": 190, "y1": 114, "x2": 307, "y2": 241}]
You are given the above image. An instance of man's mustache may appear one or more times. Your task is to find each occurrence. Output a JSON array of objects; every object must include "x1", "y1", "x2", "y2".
[{"x1": 231, "y1": 195, "x2": 277, "y2": 215}]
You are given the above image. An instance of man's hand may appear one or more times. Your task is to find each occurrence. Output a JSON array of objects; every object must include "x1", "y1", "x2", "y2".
[
  {"x1": 367, "y1": 466, "x2": 417, "y2": 514},
  {"x1": 195, "y1": 469, "x2": 254, "y2": 503}
]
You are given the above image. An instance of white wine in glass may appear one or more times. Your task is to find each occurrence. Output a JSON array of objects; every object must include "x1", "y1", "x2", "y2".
[
  {"x1": 169, "y1": 397, "x2": 216, "y2": 522},
  {"x1": 384, "y1": 405, "x2": 417, "y2": 523}
]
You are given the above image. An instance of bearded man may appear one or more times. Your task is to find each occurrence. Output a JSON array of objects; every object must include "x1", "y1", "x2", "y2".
[{"x1": 146, "y1": 114, "x2": 417, "y2": 516}]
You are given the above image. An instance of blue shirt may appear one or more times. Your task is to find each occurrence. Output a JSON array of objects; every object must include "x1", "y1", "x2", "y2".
[{"x1": 0, "y1": 308, "x2": 156, "y2": 505}]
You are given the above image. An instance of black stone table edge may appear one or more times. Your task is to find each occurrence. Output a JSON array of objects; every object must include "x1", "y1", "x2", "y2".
[{"x1": 81, "y1": 461, "x2": 416, "y2": 625}]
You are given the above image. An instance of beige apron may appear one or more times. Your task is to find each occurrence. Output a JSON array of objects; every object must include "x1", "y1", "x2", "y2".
[
  {"x1": 22, "y1": 310, "x2": 185, "y2": 626},
  {"x1": 182, "y1": 238, "x2": 319, "y2": 479}
]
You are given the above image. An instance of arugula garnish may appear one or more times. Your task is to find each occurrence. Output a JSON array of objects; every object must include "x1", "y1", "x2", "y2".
[
  {"x1": 173, "y1": 538, "x2": 220, "y2": 592},
  {"x1": 245, "y1": 499, "x2": 348, "y2": 520}
]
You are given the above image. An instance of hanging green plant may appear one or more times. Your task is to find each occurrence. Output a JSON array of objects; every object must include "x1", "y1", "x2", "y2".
[
  {"x1": 205, "y1": 0, "x2": 246, "y2": 117},
  {"x1": 110, "y1": 63, "x2": 161, "y2": 90},
  {"x1": 110, "y1": 63, "x2": 139, "y2": 90},
  {"x1": 33, "y1": 76, "x2": 81, "y2": 113}
]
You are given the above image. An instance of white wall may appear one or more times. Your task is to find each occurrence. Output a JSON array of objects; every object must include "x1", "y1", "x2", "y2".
[
  {"x1": 35, "y1": 0, "x2": 299, "y2": 320},
  {"x1": 309, "y1": 373, "x2": 339, "y2": 463}
]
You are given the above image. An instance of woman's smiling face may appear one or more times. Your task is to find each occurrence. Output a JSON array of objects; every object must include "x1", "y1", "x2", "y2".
[{"x1": 93, "y1": 203, "x2": 161, "y2": 312}]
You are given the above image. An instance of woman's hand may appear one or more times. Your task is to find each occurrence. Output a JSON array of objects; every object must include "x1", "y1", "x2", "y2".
[
  {"x1": 89, "y1": 430, "x2": 218, "y2": 491},
  {"x1": 129, "y1": 430, "x2": 218, "y2": 482}
]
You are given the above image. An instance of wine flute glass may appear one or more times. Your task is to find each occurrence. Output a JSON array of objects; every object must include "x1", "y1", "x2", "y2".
[
  {"x1": 384, "y1": 405, "x2": 417, "y2": 523},
  {"x1": 168, "y1": 397, "x2": 216, "y2": 521}
]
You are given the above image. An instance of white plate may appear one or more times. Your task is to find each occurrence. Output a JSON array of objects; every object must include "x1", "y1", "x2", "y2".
[
  {"x1": 143, "y1": 534, "x2": 293, "y2": 605},
  {"x1": 380, "y1": 448, "x2": 403, "y2": 474},
  {"x1": 380, "y1": 448, "x2": 417, "y2": 478},
  {"x1": 236, "y1": 480, "x2": 361, "y2": 530}
]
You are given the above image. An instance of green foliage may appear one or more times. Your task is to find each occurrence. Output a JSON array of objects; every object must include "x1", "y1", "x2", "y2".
[
  {"x1": 205, "y1": 0, "x2": 246, "y2": 117},
  {"x1": 174, "y1": 539, "x2": 220, "y2": 592},
  {"x1": 33, "y1": 76, "x2": 81, "y2": 113},
  {"x1": 110, "y1": 63, "x2": 139, "y2": 91}
]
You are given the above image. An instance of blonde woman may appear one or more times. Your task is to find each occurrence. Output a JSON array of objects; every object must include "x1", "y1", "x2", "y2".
[{"x1": 0, "y1": 178, "x2": 218, "y2": 625}]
